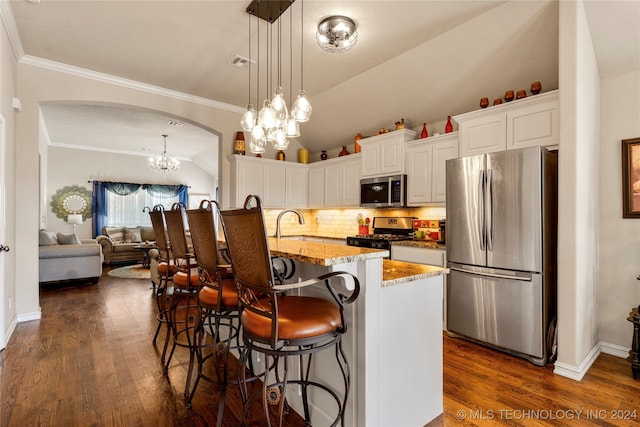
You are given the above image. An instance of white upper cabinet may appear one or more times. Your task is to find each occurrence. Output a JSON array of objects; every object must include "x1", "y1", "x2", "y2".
[
  {"x1": 405, "y1": 132, "x2": 459, "y2": 205},
  {"x1": 285, "y1": 163, "x2": 308, "y2": 208},
  {"x1": 360, "y1": 129, "x2": 417, "y2": 177},
  {"x1": 454, "y1": 90, "x2": 558, "y2": 157},
  {"x1": 307, "y1": 164, "x2": 325, "y2": 208},
  {"x1": 322, "y1": 155, "x2": 361, "y2": 207},
  {"x1": 229, "y1": 155, "x2": 306, "y2": 208}
]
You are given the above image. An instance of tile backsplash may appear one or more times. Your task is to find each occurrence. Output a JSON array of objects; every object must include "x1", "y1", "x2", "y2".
[{"x1": 263, "y1": 207, "x2": 445, "y2": 238}]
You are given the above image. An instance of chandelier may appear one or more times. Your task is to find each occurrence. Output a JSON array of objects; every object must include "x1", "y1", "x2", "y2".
[
  {"x1": 241, "y1": 0, "x2": 312, "y2": 155},
  {"x1": 316, "y1": 15, "x2": 358, "y2": 53},
  {"x1": 148, "y1": 134, "x2": 180, "y2": 173}
]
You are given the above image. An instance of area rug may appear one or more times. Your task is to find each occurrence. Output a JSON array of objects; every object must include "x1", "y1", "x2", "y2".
[{"x1": 107, "y1": 264, "x2": 150, "y2": 280}]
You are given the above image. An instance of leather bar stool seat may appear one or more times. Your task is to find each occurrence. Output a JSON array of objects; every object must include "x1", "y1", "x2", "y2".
[
  {"x1": 242, "y1": 296, "x2": 341, "y2": 340},
  {"x1": 198, "y1": 277, "x2": 239, "y2": 308}
]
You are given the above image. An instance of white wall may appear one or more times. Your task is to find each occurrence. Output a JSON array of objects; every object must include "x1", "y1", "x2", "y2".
[
  {"x1": 45, "y1": 146, "x2": 217, "y2": 238},
  {"x1": 555, "y1": 0, "x2": 601, "y2": 379},
  {"x1": 15, "y1": 61, "x2": 242, "y2": 322},
  {"x1": 598, "y1": 69, "x2": 640, "y2": 348}
]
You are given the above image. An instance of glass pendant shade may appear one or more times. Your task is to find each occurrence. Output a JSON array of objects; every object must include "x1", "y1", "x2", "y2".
[
  {"x1": 258, "y1": 99, "x2": 276, "y2": 129},
  {"x1": 272, "y1": 127, "x2": 289, "y2": 150},
  {"x1": 266, "y1": 127, "x2": 277, "y2": 142},
  {"x1": 240, "y1": 104, "x2": 257, "y2": 131},
  {"x1": 271, "y1": 87, "x2": 288, "y2": 125},
  {"x1": 285, "y1": 115, "x2": 300, "y2": 137},
  {"x1": 250, "y1": 126, "x2": 266, "y2": 153},
  {"x1": 291, "y1": 90, "x2": 312, "y2": 122}
]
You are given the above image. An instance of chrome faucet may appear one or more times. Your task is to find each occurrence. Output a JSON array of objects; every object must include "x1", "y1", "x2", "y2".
[{"x1": 275, "y1": 209, "x2": 305, "y2": 239}]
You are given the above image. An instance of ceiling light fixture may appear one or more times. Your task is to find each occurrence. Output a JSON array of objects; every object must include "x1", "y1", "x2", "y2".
[
  {"x1": 241, "y1": 0, "x2": 311, "y2": 155},
  {"x1": 316, "y1": 15, "x2": 358, "y2": 53},
  {"x1": 148, "y1": 134, "x2": 180, "y2": 173}
]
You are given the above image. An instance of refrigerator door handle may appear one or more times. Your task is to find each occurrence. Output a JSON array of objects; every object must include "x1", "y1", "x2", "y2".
[
  {"x1": 449, "y1": 266, "x2": 533, "y2": 282},
  {"x1": 479, "y1": 170, "x2": 486, "y2": 250},
  {"x1": 487, "y1": 168, "x2": 494, "y2": 251}
]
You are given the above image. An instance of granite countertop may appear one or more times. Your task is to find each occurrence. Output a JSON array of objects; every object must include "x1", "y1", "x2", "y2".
[
  {"x1": 391, "y1": 239, "x2": 446, "y2": 250},
  {"x1": 267, "y1": 237, "x2": 388, "y2": 266},
  {"x1": 382, "y1": 259, "x2": 449, "y2": 287}
]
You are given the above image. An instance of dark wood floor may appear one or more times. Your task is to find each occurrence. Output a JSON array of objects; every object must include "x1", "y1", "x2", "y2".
[{"x1": 1, "y1": 267, "x2": 640, "y2": 426}]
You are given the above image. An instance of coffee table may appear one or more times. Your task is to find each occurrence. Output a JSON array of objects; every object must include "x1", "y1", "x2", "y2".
[{"x1": 134, "y1": 243, "x2": 155, "y2": 268}]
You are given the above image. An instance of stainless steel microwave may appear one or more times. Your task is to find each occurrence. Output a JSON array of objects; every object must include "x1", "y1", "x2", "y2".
[{"x1": 360, "y1": 174, "x2": 407, "y2": 208}]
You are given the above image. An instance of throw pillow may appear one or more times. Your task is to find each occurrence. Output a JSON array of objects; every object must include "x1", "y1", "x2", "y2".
[
  {"x1": 104, "y1": 227, "x2": 125, "y2": 243},
  {"x1": 138, "y1": 226, "x2": 155, "y2": 242},
  {"x1": 57, "y1": 232, "x2": 81, "y2": 245},
  {"x1": 39, "y1": 230, "x2": 59, "y2": 246},
  {"x1": 124, "y1": 227, "x2": 142, "y2": 243}
]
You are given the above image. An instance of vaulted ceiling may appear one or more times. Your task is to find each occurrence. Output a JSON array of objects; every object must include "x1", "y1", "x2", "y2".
[{"x1": 5, "y1": 0, "x2": 639, "y2": 176}]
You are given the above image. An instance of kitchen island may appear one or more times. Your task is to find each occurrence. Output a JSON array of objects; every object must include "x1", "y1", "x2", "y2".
[{"x1": 267, "y1": 237, "x2": 448, "y2": 427}]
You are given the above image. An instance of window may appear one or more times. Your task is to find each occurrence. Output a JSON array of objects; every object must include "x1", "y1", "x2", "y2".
[{"x1": 106, "y1": 190, "x2": 179, "y2": 227}]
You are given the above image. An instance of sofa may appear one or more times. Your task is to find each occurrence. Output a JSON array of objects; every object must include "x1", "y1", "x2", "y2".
[
  {"x1": 38, "y1": 230, "x2": 103, "y2": 283},
  {"x1": 96, "y1": 226, "x2": 155, "y2": 265}
]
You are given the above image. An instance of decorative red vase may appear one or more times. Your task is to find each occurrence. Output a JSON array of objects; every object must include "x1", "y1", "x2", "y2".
[
  {"x1": 339, "y1": 146, "x2": 350, "y2": 156},
  {"x1": 445, "y1": 116, "x2": 453, "y2": 133},
  {"x1": 421, "y1": 123, "x2": 428, "y2": 139}
]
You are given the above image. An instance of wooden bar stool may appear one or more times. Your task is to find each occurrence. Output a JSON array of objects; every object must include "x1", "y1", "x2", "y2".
[
  {"x1": 184, "y1": 200, "x2": 244, "y2": 425},
  {"x1": 148, "y1": 204, "x2": 176, "y2": 365},
  {"x1": 163, "y1": 202, "x2": 200, "y2": 373},
  {"x1": 220, "y1": 195, "x2": 360, "y2": 427}
]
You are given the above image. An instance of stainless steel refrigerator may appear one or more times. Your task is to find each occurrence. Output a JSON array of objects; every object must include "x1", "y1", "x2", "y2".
[{"x1": 445, "y1": 146, "x2": 557, "y2": 365}]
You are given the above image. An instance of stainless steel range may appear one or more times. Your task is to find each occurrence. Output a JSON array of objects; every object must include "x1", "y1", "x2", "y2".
[{"x1": 346, "y1": 217, "x2": 414, "y2": 250}]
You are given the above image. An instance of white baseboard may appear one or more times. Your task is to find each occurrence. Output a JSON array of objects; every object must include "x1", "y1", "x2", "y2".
[
  {"x1": 553, "y1": 343, "x2": 601, "y2": 381},
  {"x1": 17, "y1": 309, "x2": 42, "y2": 323},
  {"x1": 2, "y1": 315, "x2": 17, "y2": 350},
  {"x1": 599, "y1": 341, "x2": 631, "y2": 359}
]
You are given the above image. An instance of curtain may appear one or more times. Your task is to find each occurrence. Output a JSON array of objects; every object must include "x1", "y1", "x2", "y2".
[
  {"x1": 92, "y1": 181, "x2": 108, "y2": 238},
  {"x1": 104, "y1": 182, "x2": 142, "y2": 196},
  {"x1": 144, "y1": 184, "x2": 188, "y2": 205},
  {"x1": 92, "y1": 181, "x2": 188, "y2": 236}
]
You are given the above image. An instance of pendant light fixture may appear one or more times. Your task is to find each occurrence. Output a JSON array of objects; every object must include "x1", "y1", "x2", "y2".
[
  {"x1": 148, "y1": 134, "x2": 180, "y2": 173},
  {"x1": 244, "y1": 0, "x2": 311, "y2": 154}
]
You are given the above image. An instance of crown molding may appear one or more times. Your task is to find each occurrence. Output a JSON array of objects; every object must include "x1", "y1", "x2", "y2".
[
  {"x1": 20, "y1": 55, "x2": 245, "y2": 114},
  {"x1": 0, "y1": 0, "x2": 25, "y2": 60},
  {"x1": 48, "y1": 141, "x2": 193, "y2": 162}
]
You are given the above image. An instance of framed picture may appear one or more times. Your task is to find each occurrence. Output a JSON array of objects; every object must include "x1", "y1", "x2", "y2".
[
  {"x1": 188, "y1": 193, "x2": 211, "y2": 209},
  {"x1": 622, "y1": 138, "x2": 640, "y2": 218}
]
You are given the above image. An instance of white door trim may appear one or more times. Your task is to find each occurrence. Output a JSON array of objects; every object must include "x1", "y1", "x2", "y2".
[{"x1": 0, "y1": 114, "x2": 6, "y2": 350}]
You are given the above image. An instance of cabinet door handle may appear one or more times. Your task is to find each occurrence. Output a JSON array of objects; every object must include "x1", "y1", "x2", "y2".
[{"x1": 0, "y1": 244, "x2": 10, "y2": 252}]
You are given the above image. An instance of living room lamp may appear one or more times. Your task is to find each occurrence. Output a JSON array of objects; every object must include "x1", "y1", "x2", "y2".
[{"x1": 67, "y1": 214, "x2": 83, "y2": 233}]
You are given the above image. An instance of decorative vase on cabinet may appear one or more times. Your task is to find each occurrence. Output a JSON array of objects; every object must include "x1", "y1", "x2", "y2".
[
  {"x1": 321, "y1": 150, "x2": 328, "y2": 160},
  {"x1": 421, "y1": 123, "x2": 428, "y2": 139},
  {"x1": 354, "y1": 133, "x2": 362, "y2": 153},
  {"x1": 339, "y1": 146, "x2": 350, "y2": 156},
  {"x1": 445, "y1": 116, "x2": 453, "y2": 133}
]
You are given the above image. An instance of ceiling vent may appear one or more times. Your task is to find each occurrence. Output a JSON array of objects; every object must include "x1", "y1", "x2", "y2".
[{"x1": 228, "y1": 55, "x2": 253, "y2": 70}]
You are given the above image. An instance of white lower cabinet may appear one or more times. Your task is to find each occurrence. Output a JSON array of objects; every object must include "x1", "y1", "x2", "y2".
[
  {"x1": 390, "y1": 245, "x2": 445, "y2": 266},
  {"x1": 390, "y1": 244, "x2": 447, "y2": 330},
  {"x1": 405, "y1": 133, "x2": 459, "y2": 205}
]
